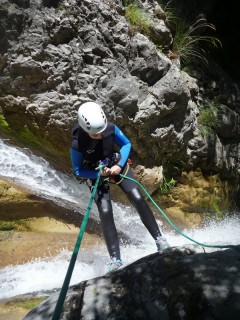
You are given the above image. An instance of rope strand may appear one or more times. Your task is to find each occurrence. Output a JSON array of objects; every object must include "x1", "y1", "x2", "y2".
[
  {"x1": 119, "y1": 173, "x2": 239, "y2": 251},
  {"x1": 51, "y1": 166, "x2": 103, "y2": 320}
]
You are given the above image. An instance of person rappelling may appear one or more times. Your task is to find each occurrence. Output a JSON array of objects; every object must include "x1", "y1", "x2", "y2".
[{"x1": 70, "y1": 101, "x2": 170, "y2": 272}]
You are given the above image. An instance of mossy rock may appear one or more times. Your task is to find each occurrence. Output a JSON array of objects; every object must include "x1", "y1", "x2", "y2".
[
  {"x1": 6, "y1": 297, "x2": 47, "y2": 310},
  {"x1": 0, "y1": 113, "x2": 70, "y2": 172}
]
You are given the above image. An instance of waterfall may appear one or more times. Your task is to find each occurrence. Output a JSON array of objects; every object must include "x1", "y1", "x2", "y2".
[
  {"x1": 0, "y1": 139, "x2": 240, "y2": 300},
  {"x1": 0, "y1": 139, "x2": 91, "y2": 213}
]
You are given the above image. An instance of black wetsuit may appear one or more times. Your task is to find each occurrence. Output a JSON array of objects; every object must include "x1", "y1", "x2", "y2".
[{"x1": 70, "y1": 123, "x2": 162, "y2": 260}]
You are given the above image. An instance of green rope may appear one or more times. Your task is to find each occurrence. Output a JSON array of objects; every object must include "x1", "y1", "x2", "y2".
[
  {"x1": 52, "y1": 167, "x2": 102, "y2": 320},
  {"x1": 120, "y1": 173, "x2": 239, "y2": 250},
  {"x1": 52, "y1": 168, "x2": 238, "y2": 319}
]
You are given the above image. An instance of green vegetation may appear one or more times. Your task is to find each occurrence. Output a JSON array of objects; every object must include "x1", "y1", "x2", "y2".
[
  {"x1": 160, "y1": 0, "x2": 178, "y2": 26},
  {"x1": 18, "y1": 128, "x2": 69, "y2": 160},
  {"x1": 172, "y1": 18, "x2": 221, "y2": 65},
  {"x1": 156, "y1": 43, "x2": 164, "y2": 51},
  {"x1": 200, "y1": 197, "x2": 227, "y2": 219},
  {"x1": 210, "y1": 200, "x2": 225, "y2": 219},
  {"x1": 6, "y1": 297, "x2": 47, "y2": 310},
  {"x1": 125, "y1": 3, "x2": 153, "y2": 36},
  {"x1": 18, "y1": 127, "x2": 44, "y2": 148},
  {"x1": 198, "y1": 104, "x2": 219, "y2": 137},
  {"x1": 0, "y1": 221, "x2": 16, "y2": 231},
  {"x1": 159, "y1": 176, "x2": 176, "y2": 194},
  {"x1": 0, "y1": 219, "x2": 30, "y2": 231},
  {"x1": 0, "y1": 116, "x2": 69, "y2": 164},
  {"x1": 0, "y1": 114, "x2": 43, "y2": 148},
  {"x1": 122, "y1": 1, "x2": 221, "y2": 66},
  {"x1": 0, "y1": 114, "x2": 11, "y2": 132},
  {"x1": 0, "y1": 113, "x2": 50, "y2": 151}
]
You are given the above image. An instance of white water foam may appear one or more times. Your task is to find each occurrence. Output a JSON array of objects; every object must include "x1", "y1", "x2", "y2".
[{"x1": 1, "y1": 215, "x2": 239, "y2": 300}]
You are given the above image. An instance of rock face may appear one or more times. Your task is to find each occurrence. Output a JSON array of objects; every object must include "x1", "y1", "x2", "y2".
[
  {"x1": 23, "y1": 246, "x2": 240, "y2": 320},
  {"x1": 0, "y1": 178, "x2": 101, "y2": 235},
  {"x1": 0, "y1": 0, "x2": 240, "y2": 209}
]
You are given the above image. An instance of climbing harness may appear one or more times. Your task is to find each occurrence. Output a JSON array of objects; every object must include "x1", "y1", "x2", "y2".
[
  {"x1": 119, "y1": 173, "x2": 240, "y2": 251},
  {"x1": 96, "y1": 152, "x2": 126, "y2": 184},
  {"x1": 115, "y1": 163, "x2": 130, "y2": 185},
  {"x1": 51, "y1": 165, "x2": 103, "y2": 320}
]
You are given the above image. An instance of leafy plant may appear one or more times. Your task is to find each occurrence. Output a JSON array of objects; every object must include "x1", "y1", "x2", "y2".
[
  {"x1": 172, "y1": 18, "x2": 221, "y2": 65},
  {"x1": 159, "y1": 176, "x2": 176, "y2": 194},
  {"x1": 156, "y1": 43, "x2": 168, "y2": 52},
  {"x1": 125, "y1": 3, "x2": 153, "y2": 36}
]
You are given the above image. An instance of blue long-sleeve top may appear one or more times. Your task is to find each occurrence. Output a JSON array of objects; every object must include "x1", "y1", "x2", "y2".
[{"x1": 70, "y1": 125, "x2": 131, "y2": 179}]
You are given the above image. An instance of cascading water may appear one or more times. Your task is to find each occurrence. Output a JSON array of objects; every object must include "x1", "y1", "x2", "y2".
[
  {"x1": 0, "y1": 139, "x2": 92, "y2": 214},
  {"x1": 0, "y1": 139, "x2": 240, "y2": 300}
]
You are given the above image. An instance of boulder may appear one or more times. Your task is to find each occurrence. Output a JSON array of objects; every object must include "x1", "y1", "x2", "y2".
[{"x1": 23, "y1": 245, "x2": 240, "y2": 320}]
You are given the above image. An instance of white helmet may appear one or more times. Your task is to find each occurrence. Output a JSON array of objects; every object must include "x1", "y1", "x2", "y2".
[{"x1": 77, "y1": 102, "x2": 107, "y2": 134}]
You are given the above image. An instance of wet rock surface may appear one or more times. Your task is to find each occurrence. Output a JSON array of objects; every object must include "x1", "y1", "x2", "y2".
[{"x1": 23, "y1": 245, "x2": 240, "y2": 320}]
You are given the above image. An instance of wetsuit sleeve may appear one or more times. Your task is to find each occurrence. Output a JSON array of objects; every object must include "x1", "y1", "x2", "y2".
[
  {"x1": 114, "y1": 125, "x2": 131, "y2": 168},
  {"x1": 70, "y1": 148, "x2": 98, "y2": 179}
]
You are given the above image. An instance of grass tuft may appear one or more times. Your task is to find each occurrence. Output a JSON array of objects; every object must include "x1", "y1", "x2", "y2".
[{"x1": 125, "y1": 3, "x2": 153, "y2": 36}]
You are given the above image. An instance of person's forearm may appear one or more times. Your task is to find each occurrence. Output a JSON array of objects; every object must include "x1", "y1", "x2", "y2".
[
  {"x1": 114, "y1": 125, "x2": 131, "y2": 167},
  {"x1": 118, "y1": 143, "x2": 131, "y2": 167},
  {"x1": 70, "y1": 148, "x2": 98, "y2": 179}
]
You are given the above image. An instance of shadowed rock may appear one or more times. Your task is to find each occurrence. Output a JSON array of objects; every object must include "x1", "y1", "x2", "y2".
[{"x1": 23, "y1": 245, "x2": 240, "y2": 320}]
